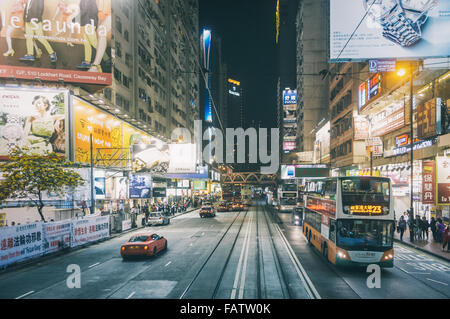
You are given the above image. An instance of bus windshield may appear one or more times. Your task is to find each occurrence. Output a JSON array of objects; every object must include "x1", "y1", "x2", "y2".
[
  {"x1": 282, "y1": 184, "x2": 297, "y2": 191},
  {"x1": 280, "y1": 198, "x2": 297, "y2": 206},
  {"x1": 337, "y1": 219, "x2": 394, "y2": 250},
  {"x1": 341, "y1": 178, "x2": 390, "y2": 205}
]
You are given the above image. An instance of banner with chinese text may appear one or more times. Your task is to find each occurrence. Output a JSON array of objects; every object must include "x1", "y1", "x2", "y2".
[{"x1": 421, "y1": 161, "x2": 435, "y2": 204}]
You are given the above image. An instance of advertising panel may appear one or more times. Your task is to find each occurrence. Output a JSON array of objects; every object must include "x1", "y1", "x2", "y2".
[
  {"x1": 167, "y1": 165, "x2": 209, "y2": 179},
  {"x1": 354, "y1": 116, "x2": 369, "y2": 140},
  {"x1": 152, "y1": 187, "x2": 167, "y2": 197},
  {"x1": 73, "y1": 97, "x2": 122, "y2": 164},
  {"x1": 70, "y1": 215, "x2": 109, "y2": 248},
  {"x1": 370, "y1": 102, "x2": 405, "y2": 137},
  {"x1": 281, "y1": 165, "x2": 296, "y2": 179},
  {"x1": 193, "y1": 180, "x2": 207, "y2": 190},
  {"x1": 114, "y1": 176, "x2": 127, "y2": 200},
  {"x1": 42, "y1": 220, "x2": 71, "y2": 254},
  {"x1": 422, "y1": 160, "x2": 435, "y2": 204},
  {"x1": 0, "y1": 0, "x2": 112, "y2": 85},
  {"x1": 283, "y1": 90, "x2": 297, "y2": 105},
  {"x1": 283, "y1": 140, "x2": 296, "y2": 151},
  {"x1": 0, "y1": 87, "x2": 68, "y2": 159},
  {"x1": 132, "y1": 142, "x2": 170, "y2": 174},
  {"x1": 437, "y1": 156, "x2": 450, "y2": 204},
  {"x1": 369, "y1": 59, "x2": 396, "y2": 73},
  {"x1": 330, "y1": 0, "x2": 450, "y2": 61},
  {"x1": 168, "y1": 143, "x2": 196, "y2": 174},
  {"x1": 359, "y1": 73, "x2": 381, "y2": 111},
  {"x1": 417, "y1": 98, "x2": 440, "y2": 139},
  {"x1": 0, "y1": 222, "x2": 43, "y2": 267},
  {"x1": 129, "y1": 174, "x2": 152, "y2": 199}
]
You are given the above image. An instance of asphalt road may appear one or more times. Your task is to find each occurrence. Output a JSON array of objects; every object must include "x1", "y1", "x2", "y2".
[
  {"x1": 0, "y1": 203, "x2": 313, "y2": 299},
  {"x1": 1, "y1": 202, "x2": 448, "y2": 299},
  {"x1": 277, "y1": 212, "x2": 450, "y2": 299}
]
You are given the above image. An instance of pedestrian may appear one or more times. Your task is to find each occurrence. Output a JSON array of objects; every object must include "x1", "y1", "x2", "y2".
[
  {"x1": 421, "y1": 216, "x2": 429, "y2": 240},
  {"x1": 408, "y1": 215, "x2": 416, "y2": 241},
  {"x1": 416, "y1": 216, "x2": 423, "y2": 240},
  {"x1": 443, "y1": 226, "x2": 450, "y2": 252},
  {"x1": 11, "y1": 221, "x2": 15, "y2": 226},
  {"x1": 398, "y1": 216, "x2": 407, "y2": 241},
  {"x1": 436, "y1": 219, "x2": 445, "y2": 243},
  {"x1": 430, "y1": 217, "x2": 437, "y2": 241}
]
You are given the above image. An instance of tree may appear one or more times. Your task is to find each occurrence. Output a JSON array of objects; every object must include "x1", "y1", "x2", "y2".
[{"x1": 0, "y1": 147, "x2": 85, "y2": 222}]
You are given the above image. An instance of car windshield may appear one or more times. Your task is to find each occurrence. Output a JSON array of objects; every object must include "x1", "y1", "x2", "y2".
[
  {"x1": 337, "y1": 219, "x2": 394, "y2": 250},
  {"x1": 150, "y1": 213, "x2": 161, "y2": 217},
  {"x1": 129, "y1": 236, "x2": 149, "y2": 242}
]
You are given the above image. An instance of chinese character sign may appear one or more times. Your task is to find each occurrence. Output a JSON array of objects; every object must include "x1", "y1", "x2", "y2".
[
  {"x1": 70, "y1": 215, "x2": 110, "y2": 248},
  {"x1": 0, "y1": 222, "x2": 43, "y2": 267},
  {"x1": 422, "y1": 161, "x2": 435, "y2": 204},
  {"x1": 437, "y1": 157, "x2": 450, "y2": 205}
]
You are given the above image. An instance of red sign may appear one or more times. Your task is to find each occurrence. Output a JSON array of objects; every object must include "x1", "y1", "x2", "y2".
[
  {"x1": 422, "y1": 161, "x2": 435, "y2": 204},
  {"x1": 306, "y1": 196, "x2": 336, "y2": 217},
  {"x1": 0, "y1": 65, "x2": 112, "y2": 86}
]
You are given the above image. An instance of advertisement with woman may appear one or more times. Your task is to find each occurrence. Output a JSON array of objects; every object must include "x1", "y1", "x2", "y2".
[
  {"x1": 0, "y1": 87, "x2": 68, "y2": 159},
  {"x1": 0, "y1": 0, "x2": 112, "y2": 85}
]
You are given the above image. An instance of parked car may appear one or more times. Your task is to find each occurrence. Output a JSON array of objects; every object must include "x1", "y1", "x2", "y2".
[
  {"x1": 200, "y1": 206, "x2": 216, "y2": 218},
  {"x1": 120, "y1": 233, "x2": 167, "y2": 259},
  {"x1": 217, "y1": 201, "x2": 229, "y2": 212},
  {"x1": 147, "y1": 212, "x2": 170, "y2": 226}
]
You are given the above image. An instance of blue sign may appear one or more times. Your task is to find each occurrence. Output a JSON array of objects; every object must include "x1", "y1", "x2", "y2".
[
  {"x1": 369, "y1": 59, "x2": 396, "y2": 73},
  {"x1": 129, "y1": 174, "x2": 152, "y2": 199},
  {"x1": 167, "y1": 165, "x2": 209, "y2": 180},
  {"x1": 283, "y1": 90, "x2": 297, "y2": 105}
]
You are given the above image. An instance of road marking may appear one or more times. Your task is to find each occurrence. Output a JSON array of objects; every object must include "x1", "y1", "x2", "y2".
[
  {"x1": 238, "y1": 213, "x2": 253, "y2": 299},
  {"x1": 165, "y1": 261, "x2": 172, "y2": 267},
  {"x1": 396, "y1": 266, "x2": 430, "y2": 275},
  {"x1": 88, "y1": 262, "x2": 100, "y2": 268},
  {"x1": 126, "y1": 291, "x2": 136, "y2": 299},
  {"x1": 231, "y1": 212, "x2": 253, "y2": 299},
  {"x1": 274, "y1": 223, "x2": 321, "y2": 299},
  {"x1": 15, "y1": 291, "x2": 34, "y2": 299},
  {"x1": 426, "y1": 278, "x2": 448, "y2": 286}
]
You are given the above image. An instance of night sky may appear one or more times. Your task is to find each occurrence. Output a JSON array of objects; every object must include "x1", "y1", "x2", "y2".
[{"x1": 199, "y1": 0, "x2": 278, "y2": 129}]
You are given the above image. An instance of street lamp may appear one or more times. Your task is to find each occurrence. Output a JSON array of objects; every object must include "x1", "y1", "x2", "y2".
[{"x1": 397, "y1": 64, "x2": 415, "y2": 242}]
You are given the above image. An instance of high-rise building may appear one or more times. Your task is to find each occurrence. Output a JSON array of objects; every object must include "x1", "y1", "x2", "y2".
[
  {"x1": 227, "y1": 78, "x2": 244, "y2": 128},
  {"x1": 295, "y1": 0, "x2": 330, "y2": 153},
  {"x1": 89, "y1": 0, "x2": 201, "y2": 139}
]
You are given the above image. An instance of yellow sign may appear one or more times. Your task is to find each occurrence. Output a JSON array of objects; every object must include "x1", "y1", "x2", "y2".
[
  {"x1": 0, "y1": 213, "x2": 6, "y2": 227},
  {"x1": 73, "y1": 97, "x2": 122, "y2": 163},
  {"x1": 350, "y1": 205, "x2": 382, "y2": 214},
  {"x1": 228, "y1": 79, "x2": 240, "y2": 86}
]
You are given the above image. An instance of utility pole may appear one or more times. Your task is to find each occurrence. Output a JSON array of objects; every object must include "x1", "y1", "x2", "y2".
[
  {"x1": 90, "y1": 134, "x2": 95, "y2": 215},
  {"x1": 409, "y1": 65, "x2": 415, "y2": 243}
]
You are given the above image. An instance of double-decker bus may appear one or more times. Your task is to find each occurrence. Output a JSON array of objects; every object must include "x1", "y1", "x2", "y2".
[
  {"x1": 303, "y1": 176, "x2": 394, "y2": 267},
  {"x1": 277, "y1": 182, "x2": 298, "y2": 212}
]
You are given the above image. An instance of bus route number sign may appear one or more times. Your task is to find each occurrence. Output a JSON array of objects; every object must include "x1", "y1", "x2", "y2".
[{"x1": 349, "y1": 205, "x2": 382, "y2": 214}]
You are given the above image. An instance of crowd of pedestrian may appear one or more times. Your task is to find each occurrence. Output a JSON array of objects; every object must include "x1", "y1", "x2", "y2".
[{"x1": 396, "y1": 211, "x2": 449, "y2": 252}]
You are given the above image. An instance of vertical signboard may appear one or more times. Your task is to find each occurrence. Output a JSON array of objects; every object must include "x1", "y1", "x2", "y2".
[
  {"x1": 282, "y1": 89, "x2": 297, "y2": 151},
  {"x1": 359, "y1": 73, "x2": 382, "y2": 111},
  {"x1": 422, "y1": 161, "x2": 435, "y2": 204},
  {"x1": 0, "y1": 87, "x2": 68, "y2": 159},
  {"x1": 437, "y1": 157, "x2": 450, "y2": 205}
]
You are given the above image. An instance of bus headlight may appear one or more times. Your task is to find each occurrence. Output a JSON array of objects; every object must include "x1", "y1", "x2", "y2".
[
  {"x1": 337, "y1": 249, "x2": 350, "y2": 260},
  {"x1": 382, "y1": 250, "x2": 394, "y2": 261}
]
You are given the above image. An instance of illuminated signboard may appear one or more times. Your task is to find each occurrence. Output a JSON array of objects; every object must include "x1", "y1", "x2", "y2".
[
  {"x1": 283, "y1": 140, "x2": 296, "y2": 151},
  {"x1": 228, "y1": 79, "x2": 240, "y2": 86},
  {"x1": 349, "y1": 205, "x2": 382, "y2": 215},
  {"x1": 359, "y1": 73, "x2": 381, "y2": 111},
  {"x1": 0, "y1": 0, "x2": 112, "y2": 86},
  {"x1": 306, "y1": 196, "x2": 336, "y2": 217},
  {"x1": 283, "y1": 90, "x2": 297, "y2": 106}
]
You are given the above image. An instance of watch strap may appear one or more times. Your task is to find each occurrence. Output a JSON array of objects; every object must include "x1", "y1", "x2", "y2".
[{"x1": 379, "y1": 4, "x2": 422, "y2": 47}]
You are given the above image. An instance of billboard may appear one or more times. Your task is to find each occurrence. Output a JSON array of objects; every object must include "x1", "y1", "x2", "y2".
[
  {"x1": 330, "y1": 0, "x2": 450, "y2": 61},
  {"x1": 417, "y1": 98, "x2": 441, "y2": 139},
  {"x1": 168, "y1": 144, "x2": 196, "y2": 174},
  {"x1": 369, "y1": 102, "x2": 405, "y2": 137},
  {"x1": 283, "y1": 140, "x2": 296, "y2": 151},
  {"x1": 73, "y1": 97, "x2": 122, "y2": 164},
  {"x1": 437, "y1": 156, "x2": 450, "y2": 204},
  {"x1": 0, "y1": 87, "x2": 68, "y2": 159},
  {"x1": 358, "y1": 73, "x2": 381, "y2": 111},
  {"x1": 0, "y1": 0, "x2": 112, "y2": 85},
  {"x1": 129, "y1": 174, "x2": 151, "y2": 199},
  {"x1": 283, "y1": 89, "x2": 297, "y2": 105}
]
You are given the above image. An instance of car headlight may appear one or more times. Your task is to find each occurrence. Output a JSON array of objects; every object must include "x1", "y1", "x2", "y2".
[
  {"x1": 144, "y1": 246, "x2": 148, "y2": 250},
  {"x1": 121, "y1": 246, "x2": 125, "y2": 251}
]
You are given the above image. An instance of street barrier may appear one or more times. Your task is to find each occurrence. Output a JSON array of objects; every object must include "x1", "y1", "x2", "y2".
[{"x1": 0, "y1": 215, "x2": 110, "y2": 269}]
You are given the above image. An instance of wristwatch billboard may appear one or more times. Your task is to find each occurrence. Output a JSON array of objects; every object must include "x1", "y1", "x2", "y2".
[{"x1": 363, "y1": 0, "x2": 438, "y2": 47}]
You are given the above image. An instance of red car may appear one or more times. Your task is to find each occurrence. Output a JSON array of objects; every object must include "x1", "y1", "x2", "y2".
[{"x1": 120, "y1": 233, "x2": 167, "y2": 259}]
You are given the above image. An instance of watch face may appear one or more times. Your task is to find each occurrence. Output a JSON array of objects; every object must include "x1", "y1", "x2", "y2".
[
  {"x1": 401, "y1": 0, "x2": 437, "y2": 11},
  {"x1": 364, "y1": 0, "x2": 398, "y2": 19}
]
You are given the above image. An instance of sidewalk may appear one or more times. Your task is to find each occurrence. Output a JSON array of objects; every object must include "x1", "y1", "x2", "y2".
[{"x1": 394, "y1": 229, "x2": 449, "y2": 262}]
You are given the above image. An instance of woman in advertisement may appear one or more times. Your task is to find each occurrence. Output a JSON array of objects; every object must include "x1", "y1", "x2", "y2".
[
  {"x1": 20, "y1": 0, "x2": 57, "y2": 63},
  {"x1": 2, "y1": 0, "x2": 42, "y2": 58},
  {"x1": 87, "y1": 0, "x2": 110, "y2": 73},
  {"x1": 23, "y1": 95, "x2": 65, "y2": 154},
  {"x1": 76, "y1": 0, "x2": 98, "y2": 70},
  {"x1": 52, "y1": 0, "x2": 80, "y2": 47}
]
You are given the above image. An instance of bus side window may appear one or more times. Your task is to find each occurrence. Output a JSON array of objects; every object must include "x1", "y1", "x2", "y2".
[{"x1": 329, "y1": 220, "x2": 336, "y2": 243}]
